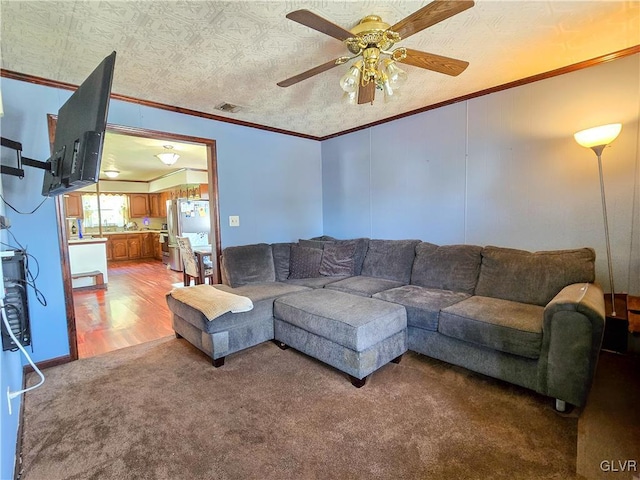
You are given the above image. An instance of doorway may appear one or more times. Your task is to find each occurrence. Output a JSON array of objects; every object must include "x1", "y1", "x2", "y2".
[{"x1": 49, "y1": 118, "x2": 221, "y2": 360}]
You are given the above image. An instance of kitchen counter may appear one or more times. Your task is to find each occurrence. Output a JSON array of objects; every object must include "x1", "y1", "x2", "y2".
[
  {"x1": 96, "y1": 230, "x2": 168, "y2": 235},
  {"x1": 68, "y1": 237, "x2": 107, "y2": 244},
  {"x1": 68, "y1": 239, "x2": 108, "y2": 288}
]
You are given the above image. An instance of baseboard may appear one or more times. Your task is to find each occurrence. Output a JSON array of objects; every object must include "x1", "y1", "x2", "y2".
[{"x1": 22, "y1": 354, "x2": 73, "y2": 374}]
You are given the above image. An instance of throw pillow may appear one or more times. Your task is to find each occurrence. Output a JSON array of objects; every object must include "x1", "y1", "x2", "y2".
[
  {"x1": 319, "y1": 241, "x2": 357, "y2": 276},
  {"x1": 288, "y1": 244, "x2": 323, "y2": 279}
]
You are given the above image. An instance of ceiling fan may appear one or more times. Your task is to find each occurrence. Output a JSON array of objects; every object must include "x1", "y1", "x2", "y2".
[{"x1": 277, "y1": 0, "x2": 474, "y2": 105}]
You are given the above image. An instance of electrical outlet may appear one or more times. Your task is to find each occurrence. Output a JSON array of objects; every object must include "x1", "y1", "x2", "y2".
[{"x1": 229, "y1": 215, "x2": 240, "y2": 227}]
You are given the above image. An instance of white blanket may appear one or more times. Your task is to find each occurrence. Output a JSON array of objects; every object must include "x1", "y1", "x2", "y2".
[{"x1": 170, "y1": 284, "x2": 253, "y2": 321}]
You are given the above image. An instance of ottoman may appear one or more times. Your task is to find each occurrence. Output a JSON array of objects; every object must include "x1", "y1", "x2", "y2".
[{"x1": 273, "y1": 289, "x2": 408, "y2": 387}]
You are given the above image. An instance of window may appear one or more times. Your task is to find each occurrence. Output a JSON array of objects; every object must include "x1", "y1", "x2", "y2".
[{"x1": 81, "y1": 194, "x2": 129, "y2": 229}]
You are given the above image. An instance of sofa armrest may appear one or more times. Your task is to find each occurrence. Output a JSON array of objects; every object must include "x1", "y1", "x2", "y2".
[{"x1": 537, "y1": 282, "x2": 605, "y2": 407}]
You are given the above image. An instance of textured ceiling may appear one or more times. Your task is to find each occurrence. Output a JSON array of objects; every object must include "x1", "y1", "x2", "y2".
[{"x1": 1, "y1": 1, "x2": 639, "y2": 139}]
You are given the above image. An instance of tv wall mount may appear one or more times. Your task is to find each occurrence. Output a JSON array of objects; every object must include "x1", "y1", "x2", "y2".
[{"x1": 1, "y1": 137, "x2": 54, "y2": 178}]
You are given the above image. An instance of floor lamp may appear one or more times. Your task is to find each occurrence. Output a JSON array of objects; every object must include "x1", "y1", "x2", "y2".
[{"x1": 574, "y1": 123, "x2": 622, "y2": 317}]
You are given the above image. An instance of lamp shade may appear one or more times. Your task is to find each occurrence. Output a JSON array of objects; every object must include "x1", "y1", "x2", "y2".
[
  {"x1": 574, "y1": 123, "x2": 622, "y2": 148},
  {"x1": 156, "y1": 152, "x2": 180, "y2": 165}
]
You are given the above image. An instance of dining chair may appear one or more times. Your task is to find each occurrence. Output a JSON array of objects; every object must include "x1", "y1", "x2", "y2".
[{"x1": 176, "y1": 236, "x2": 214, "y2": 285}]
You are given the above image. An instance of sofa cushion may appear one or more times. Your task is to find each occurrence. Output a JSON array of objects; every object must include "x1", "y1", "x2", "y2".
[
  {"x1": 438, "y1": 296, "x2": 544, "y2": 359},
  {"x1": 271, "y1": 243, "x2": 292, "y2": 282},
  {"x1": 274, "y1": 289, "x2": 407, "y2": 352},
  {"x1": 325, "y1": 275, "x2": 405, "y2": 297},
  {"x1": 167, "y1": 282, "x2": 310, "y2": 334},
  {"x1": 340, "y1": 238, "x2": 369, "y2": 275},
  {"x1": 288, "y1": 244, "x2": 323, "y2": 279},
  {"x1": 411, "y1": 243, "x2": 482, "y2": 295},
  {"x1": 475, "y1": 246, "x2": 596, "y2": 306},
  {"x1": 360, "y1": 239, "x2": 420, "y2": 283},
  {"x1": 299, "y1": 238, "x2": 331, "y2": 249},
  {"x1": 374, "y1": 285, "x2": 470, "y2": 332},
  {"x1": 284, "y1": 276, "x2": 350, "y2": 289},
  {"x1": 221, "y1": 243, "x2": 276, "y2": 287},
  {"x1": 320, "y1": 241, "x2": 357, "y2": 276}
]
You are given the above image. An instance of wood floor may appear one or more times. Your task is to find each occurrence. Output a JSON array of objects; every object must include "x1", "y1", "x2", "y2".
[{"x1": 73, "y1": 259, "x2": 183, "y2": 359}]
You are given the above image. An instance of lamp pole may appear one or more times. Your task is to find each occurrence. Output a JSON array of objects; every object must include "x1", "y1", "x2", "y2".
[{"x1": 593, "y1": 145, "x2": 616, "y2": 316}]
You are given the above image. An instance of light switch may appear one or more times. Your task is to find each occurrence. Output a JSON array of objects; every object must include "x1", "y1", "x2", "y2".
[{"x1": 229, "y1": 215, "x2": 240, "y2": 227}]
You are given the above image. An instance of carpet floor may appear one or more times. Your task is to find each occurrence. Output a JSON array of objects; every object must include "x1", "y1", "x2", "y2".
[{"x1": 21, "y1": 337, "x2": 578, "y2": 479}]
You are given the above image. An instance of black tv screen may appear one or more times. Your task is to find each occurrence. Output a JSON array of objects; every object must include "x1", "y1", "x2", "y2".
[{"x1": 42, "y1": 51, "x2": 116, "y2": 196}]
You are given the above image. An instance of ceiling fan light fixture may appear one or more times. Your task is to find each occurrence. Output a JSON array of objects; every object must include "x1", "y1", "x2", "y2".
[
  {"x1": 156, "y1": 145, "x2": 180, "y2": 166},
  {"x1": 339, "y1": 63, "x2": 361, "y2": 94},
  {"x1": 104, "y1": 169, "x2": 119, "y2": 178},
  {"x1": 383, "y1": 59, "x2": 408, "y2": 90}
]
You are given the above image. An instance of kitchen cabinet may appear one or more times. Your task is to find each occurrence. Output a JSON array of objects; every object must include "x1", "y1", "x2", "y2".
[
  {"x1": 111, "y1": 236, "x2": 129, "y2": 260},
  {"x1": 105, "y1": 236, "x2": 113, "y2": 261},
  {"x1": 127, "y1": 235, "x2": 141, "y2": 259},
  {"x1": 152, "y1": 233, "x2": 162, "y2": 260},
  {"x1": 141, "y1": 233, "x2": 154, "y2": 258},
  {"x1": 149, "y1": 194, "x2": 161, "y2": 217},
  {"x1": 64, "y1": 193, "x2": 83, "y2": 218},
  {"x1": 105, "y1": 233, "x2": 160, "y2": 262},
  {"x1": 129, "y1": 193, "x2": 149, "y2": 217}
]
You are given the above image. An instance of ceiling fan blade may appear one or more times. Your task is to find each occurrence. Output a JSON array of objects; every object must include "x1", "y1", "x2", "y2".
[
  {"x1": 399, "y1": 48, "x2": 469, "y2": 76},
  {"x1": 357, "y1": 81, "x2": 376, "y2": 105},
  {"x1": 390, "y1": 0, "x2": 474, "y2": 40},
  {"x1": 286, "y1": 9, "x2": 353, "y2": 41},
  {"x1": 277, "y1": 58, "x2": 343, "y2": 87}
]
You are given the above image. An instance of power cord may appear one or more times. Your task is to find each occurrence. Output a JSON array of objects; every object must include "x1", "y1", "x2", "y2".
[
  {"x1": 0, "y1": 193, "x2": 48, "y2": 215},
  {"x1": 1, "y1": 298, "x2": 45, "y2": 415}
]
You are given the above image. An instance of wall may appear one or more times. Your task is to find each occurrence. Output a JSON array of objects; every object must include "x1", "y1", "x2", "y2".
[
  {"x1": 0, "y1": 76, "x2": 323, "y2": 478},
  {"x1": 322, "y1": 54, "x2": 640, "y2": 295}
]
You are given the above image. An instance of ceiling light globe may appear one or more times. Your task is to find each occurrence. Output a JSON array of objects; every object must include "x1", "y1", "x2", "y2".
[
  {"x1": 156, "y1": 152, "x2": 180, "y2": 166},
  {"x1": 339, "y1": 65, "x2": 361, "y2": 94},
  {"x1": 384, "y1": 60, "x2": 407, "y2": 90},
  {"x1": 104, "y1": 170, "x2": 119, "y2": 178}
]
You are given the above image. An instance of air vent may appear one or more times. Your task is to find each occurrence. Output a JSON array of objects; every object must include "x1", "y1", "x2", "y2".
[{"x1": 215, "y1": 102, "x2": 241, "y2": 113}]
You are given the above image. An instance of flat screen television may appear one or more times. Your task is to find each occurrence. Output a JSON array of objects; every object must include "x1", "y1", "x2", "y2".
[{"x1": 41, "y1": 51, "x2": 116, "y2": 196}]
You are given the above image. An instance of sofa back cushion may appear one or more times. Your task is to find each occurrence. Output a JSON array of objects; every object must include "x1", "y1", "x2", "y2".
[
  {"x1": 221, "y1": 243, "x2": 276, "y2": 287},
  {"x1": 411, "y1": 243, "x2": 483, "y2": 294},
  {"x1": 474, "y1": 246, "x2": 596, "y2": 306},
  {"x1": 361, "y1": 239, "x2": 420, "y2": 283},
  {"x1": 271, "y1": 243, "x2": 292, "y2": 281}
]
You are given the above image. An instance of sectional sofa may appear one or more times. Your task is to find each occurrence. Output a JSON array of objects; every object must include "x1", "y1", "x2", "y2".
[{"x1": 166, "y1": 237, "x2": 605, "y2": 410}]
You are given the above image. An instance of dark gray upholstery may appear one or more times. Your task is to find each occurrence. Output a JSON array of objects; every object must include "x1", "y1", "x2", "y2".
[
  {"x1": 374, "y1": 285, "x2": 470, "y2": 331},
  {"x1": 325, "y1": 275, "x2": 405, "y2": 297},
  {"x1": 411, "y1": 243, "x2": 483, "y2": 294},
  {"x1": 288, "y1": 244, "x2": 323, "y2": 278},
  {"x1": 274, "y1": 289, "x2": 407, "y2": 380},
  {"x1": 271, "y1": 242, "x2": 292, "y2": 281},
  {"x1": 439, "y1": 296, "x2": 544, "y2": 359},
  {"x1": 475, "y1": 246, "x2": 596, "y2": 306},
  {"x1": 337, "y1": 238, "x2": 369, "y2": 275},
  {"x1": 319, "y1": 241, "x2": 356, "y2": 276},
  {"x1": 221, "y1": 243, "x2": 276, "y2": 287},
  {"x1": 167, "y1": 237, "x2": 605, "y2": 407},
  {"x1": 360, "y1": 239, "x2": 420, "y2": 283},
  {"x1": 284, "y1": 276, "x2": 350, "y2": 289},
  {"x1": 274, "y1": 289, "x2": 406, "y2": 352}
]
